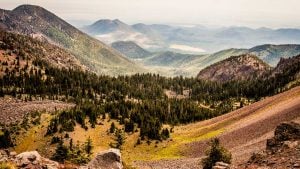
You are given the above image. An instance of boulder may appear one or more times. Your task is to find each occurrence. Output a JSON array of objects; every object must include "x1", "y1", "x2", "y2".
[
  {"x1": 9, "y1": 151, "x2": 17, "y2": 157},
  {"x1": 14, "y1": 151, "x2": 58, "y2": 169},
  {"x1": 85, "y1": 148, "x2": 123, "y2": 169},
  {"x1": 41, "y1": 158, "x2": 59, "y2": 169},
  {"x1": 274, "y1": 122, "x2": 300, "y2": 141},
  {"x1": 15, "y1": 151, "x2": 41, "y2": 167},
  {"x1": 267, "y1": 122, "x2": 300, "y2": 151}
]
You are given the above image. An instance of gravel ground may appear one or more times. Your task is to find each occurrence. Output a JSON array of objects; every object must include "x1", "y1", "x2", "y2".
[{"x1": 0, "y1": 97, "x2": 75, "y2": 124}]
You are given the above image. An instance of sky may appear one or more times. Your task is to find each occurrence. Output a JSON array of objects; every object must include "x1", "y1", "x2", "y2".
[{"x1": 1, "y1": 0, "x2": 300, "y2": 28}]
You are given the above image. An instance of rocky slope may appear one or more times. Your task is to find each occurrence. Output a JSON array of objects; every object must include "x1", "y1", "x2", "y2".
[
  {"x1": 197, "y1": 54, "x2": 270, "y2": 82},
  {"x1": 0, "y1": 5, "x2": 143, "y2": 75},
  {"x1": 272, "y1": 54, "x2": 300, "y2": 76},
  {"x1": 0, "y1": 97, "x2": 75, "y2": 125},
  {"x1": 136, "y1": 86, "x2": 300, "y2": 168},
  {"x1": 239, "y1": 121, "x2": 300, "y2": 169},
  {"x1": 111, "y1": 41, "x2": 151, "y2": 59},
  {"x1": 0, "y1": 29, "x2": 86, "y2": 71}
]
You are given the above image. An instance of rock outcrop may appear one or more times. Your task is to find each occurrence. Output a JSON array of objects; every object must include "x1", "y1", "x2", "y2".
[
  {"x1": 266, "y1": 121, "x2": 300, "y2": 152},
  {"x1": 197, "y1": 54, "x2": 270, "y2": 82},
  {"x1": 240, "y1": 121, "x2": 300, "y2": 169},
  {"x1": 0, "y1": 150, "x2": 59, "y2": 169}
]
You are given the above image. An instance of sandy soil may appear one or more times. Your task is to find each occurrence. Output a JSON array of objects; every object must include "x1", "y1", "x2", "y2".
[{"x1": 136, "y1": 86, "x2": 300, "y2": 169}]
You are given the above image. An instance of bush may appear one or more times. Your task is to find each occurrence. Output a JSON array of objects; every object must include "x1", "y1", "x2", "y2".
[
  {"x1": 201, "y1": 138, "x2": 231, "y2": 169},
  {"x1": 52, "y1": 139, "x2": 69, "y2": 162},
  {"x1": 0, "y1": 129, "x2": 14, "y2": 148}
]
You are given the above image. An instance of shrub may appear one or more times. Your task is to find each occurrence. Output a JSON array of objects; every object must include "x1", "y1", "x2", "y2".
[{"x1": 201, "y1": 138, "x2": 231, "y2": 169}]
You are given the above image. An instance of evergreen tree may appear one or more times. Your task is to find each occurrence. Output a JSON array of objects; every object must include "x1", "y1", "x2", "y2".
[
  {"x1": 0, "y1": 129, "x2": 13, "y2": 148},
  {"x1": 202, "y1": 138, "x2": 232, "y2": 169},
  {"x1": 52, "y1": 139, "x2": 69, "y2": 163},
  {"x1": 69, "y1": 138, "x2": 73, "y2": 151},
  {"x1": 161, "y1": 128, "x2": 170, "y2": 140},
  {"x1": 84, "y1": 137, "x2": 93, "y2": 156},
  {"x1": 109, "y1": 122, "x2": 116, "y2": 133},
  {"x1": 111, "y1": 129, "x2": 125, "y2": 149}
]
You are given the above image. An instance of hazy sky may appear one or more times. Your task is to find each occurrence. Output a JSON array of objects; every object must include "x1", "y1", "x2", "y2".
[{"x1": 1, "y1": 0, "x2": 300, "y2": 28}]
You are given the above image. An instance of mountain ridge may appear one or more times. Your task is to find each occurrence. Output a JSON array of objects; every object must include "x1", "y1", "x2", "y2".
[
  {"x1": 0, "y1": 4, "x2": 143, "y2": 75},
  {"x1": 111, "y1": 41, "x2": 152, "y2": 59},
  {"x1": 197, "y1": 54, "x2": 271, "y2": 82}
]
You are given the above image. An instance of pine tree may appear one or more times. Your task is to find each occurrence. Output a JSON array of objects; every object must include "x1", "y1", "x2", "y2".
[
  {"x1": 84, "y1": 137, "x2": 93, "y2": 156},
  {"x1": 52, "y1": 139, "x2": 69, "y2": 162},
  {"x1": 109, "y1": 122, "x2": 116, "y2": 133},
  {"x1": 69, "y1": 138, "x2": 73, "y2": 151},
  {"x1": 202, "y1": 138, "x2": 231, "y2": 169},
  {"x1": 0, "y1": 129, "x2": 13, "y2": 148},
  {"x1": 111, "y1": 129, "x2": 125, "y2": 149}
]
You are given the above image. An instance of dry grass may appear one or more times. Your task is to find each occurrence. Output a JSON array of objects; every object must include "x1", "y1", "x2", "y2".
[{"x1": 0, "y1": 162, "x2": 16, "y2": 169}]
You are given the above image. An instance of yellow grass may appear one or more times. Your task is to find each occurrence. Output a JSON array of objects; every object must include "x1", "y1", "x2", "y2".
[
  {"x1": 14, "y1": 113, "x2": 53, "y2": 156},
  {"x1": 13, "y1": 112, "x2": 227, "y2": 166},
  {"x1": 14, "y1": 112, "x2": 225, "y2": 165},
  {"x1": 0, "y1": 162, "x2": 16, "y2": 169}
]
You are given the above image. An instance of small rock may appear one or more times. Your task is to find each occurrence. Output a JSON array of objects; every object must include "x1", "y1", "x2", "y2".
[
  {"x1": 213, "y1": 161, "x2": 230, "y2": 169},
  {"x1": 213, "y1": 166, "x2": 227, "y2": 169},
  {"x1": 216, "y1": 161, "x2": 230, "y2": 167},
  {"x1": 283, "y1": 141, "x2": 298, "y2": 149},
  {"x1": 294, "y1": 163, "x2": 300, "y2": 168},
  {"x1": 0, "y1": 157, "x2": 8, "y2": 163},
  {"x1": 9, "y1": 151, "x2": 17, "y2": 157}
]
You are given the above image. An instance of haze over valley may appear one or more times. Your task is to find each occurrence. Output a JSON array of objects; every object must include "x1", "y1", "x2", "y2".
[{"x1": 0, "y1": 1, "x2": 300, "y2": 169}]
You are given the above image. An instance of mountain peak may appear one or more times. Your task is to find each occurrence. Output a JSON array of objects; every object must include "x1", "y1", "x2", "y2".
[
  {"x1": 12, "y1": 4, "x2": 53, "y2": 17},
  {"x1": 0, "y1": 4, "x2": 143, "y2": 76},
  {"x1": 85, "y1": 19, "x2": 132, "y2": 34},
  {"x1": 197, "y1": 54, "x2": 270, "y2": 82}
]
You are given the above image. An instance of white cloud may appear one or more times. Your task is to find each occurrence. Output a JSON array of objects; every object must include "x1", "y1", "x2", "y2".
[{"x1": 169, "y1": 44, "x2": 206, "y2": 53}]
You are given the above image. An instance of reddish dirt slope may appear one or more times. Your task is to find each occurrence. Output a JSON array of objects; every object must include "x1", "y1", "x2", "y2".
[{"x1": 137, "y1": 86, "x2": 300, "y2": 169}]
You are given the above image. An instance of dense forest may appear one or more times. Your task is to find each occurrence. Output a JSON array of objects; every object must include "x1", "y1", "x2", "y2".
[{"x1": 1, "y1": 30, "x2": 300, "y2": 144}]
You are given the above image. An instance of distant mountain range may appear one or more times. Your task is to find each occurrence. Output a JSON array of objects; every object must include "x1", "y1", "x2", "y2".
[
  {"x1": 82, "y1": 19, "x2": 300, "y2": 54},
  {"x1": 110, "y1": 40, "x2": 300, "y2": 77},
  {"x1": 1, "y1": 5, "x2": 300, "y2": 77},
  {"x1": 0, "y1": 5, "x2": 144, "y2": 76}
]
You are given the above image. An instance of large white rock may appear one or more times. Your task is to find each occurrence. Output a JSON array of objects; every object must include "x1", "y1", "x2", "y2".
[
  {"x1": 15, "y1": 151, "x2": 41, "y2": 167},
  {"x1": 15, "y1": 151, "x2": 58, "y2": 169}
]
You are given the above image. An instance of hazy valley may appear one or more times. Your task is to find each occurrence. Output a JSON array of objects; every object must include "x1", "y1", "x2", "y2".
[{"x1": 0, "y1": 3, "x2": 299, "y2": 169}]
